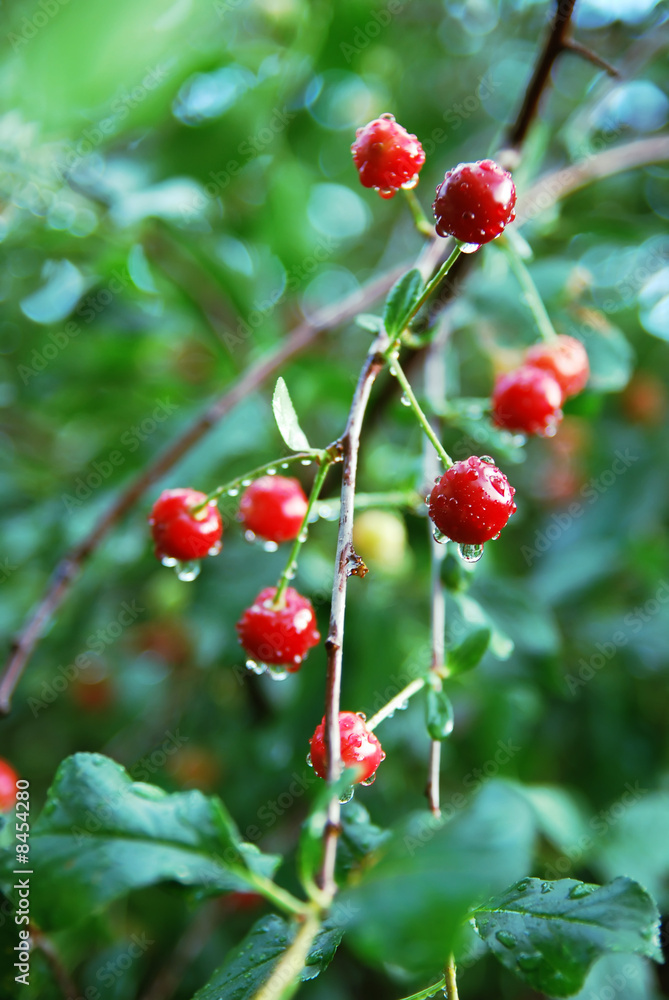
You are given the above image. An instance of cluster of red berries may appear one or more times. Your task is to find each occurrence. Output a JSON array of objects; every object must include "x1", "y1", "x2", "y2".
[
  {"x1": 149, "y1": 475, "x2": 320, "y2": 672},
  {"x1": 0, "y1": 758, "x2": 18, "y2": 812},
  {"x1": 351, "y1": 116, "x2": 516, "y2": 248},
  {"x1": 492, "y1": 335, "x2": 590, "y2": 438}
]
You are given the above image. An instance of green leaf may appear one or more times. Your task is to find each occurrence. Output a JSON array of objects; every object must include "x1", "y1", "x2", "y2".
[
  {"x1": 474, "y1": 877, "x2": 662, "y2": 997},
  {"x1": 425, "y1": 687, "x2": 455, "y2": 740},
  {"x1": 0, "y1": 754, "x2": 280, "y2": 930},
  {"x1": 383, "y1": 268, "x2": 424, "y2": 338},
  {"x1": 337, "y1": 800, "x2": 391, "y2": 877},
  {"x1": 578, "y1": 322, "x2": 634, "y2": 392},
  {"x1": 191, "y1": 913, "x2": 343, "y2": 999},
  {"x1": 272, "y1": 377, "x2": 311, "y2": 452},
  {"x1": 445, "y1": 627, "x2": 491, "y2": 676},
  {"x1": 342, "y1": 780, "x2": 536, "y2": 974},
  {"x1": 594, "y1": 791, "x2": 669, "y2": 910}
]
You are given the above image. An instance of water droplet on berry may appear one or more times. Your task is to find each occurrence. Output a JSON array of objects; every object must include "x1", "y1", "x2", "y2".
[
  {"x1": 244, "y1": 530, "x2": 257, "y2": 544},
  {"x1": 246, "y1": 659, "x2": 267, "y2": 675},
  {"x1": 361, "y1": 774, "x2": 376, "y2": 786},
  {"x1": 400, "y1": 393, "x2": 411, "y2": 407},
  {"x1": 267, "y1": 665, "x2": 288, "y2": 681},
  {"x1": 266, "y1": 467, "x2": 277, "y2": 476},
  {"x1": 227, "y1": 487, "x2": 239, "y2": 497},
  {"x1": 459, "y1": 242, "x2": 480, "y2": 254},
  {"x1": 339, "y1": 786, "x2": 355, "y2": 804},
  {"x1": 356, "y1": 711, "x2": 367, "y2": 720},
  {"x1": 262, "y1": 540, "x2": 279, "y2": 553},
  {"x1": 401, "y1": 174, "x2": 419, "y2": 190},
  {"x1": 379, "y1": 112, "x2": 395, "y2": 121},
  {"x1": 298, "y1": 528, "x2": 308, "y2": 543},
  {"x1": 241, "y1": 479, "x2": 252, "y2": 487},
  {"x1": 208, "y1": 541, "x2": 222, "y2": 556},
  {"x1": 496, "y1": 930, "x2": 517, "y2": 949},
  {"x1": 458, "y1": 543, "x2": 483, "y2": 564},
  {"x1": 161, "y1": 555, "x2": 179, "y2": 567},
  {"x1": 377, "y1": 186, "x2": 396, "y2": 199},
  {"x1": 300, "y1": 459, "x2": 312, "y2": 467},
  {"x1": 480, "y1": 455, "x2": 495, "y2": 464},
  {"x1": 176, "y1": 560, "x2": 201, "y2": 581},
  {"x1": 306, "y1": 752, "x2": 313, "y2": 767},
  {"x1": 432, "y1": 527, "x2": 448, "y2": 544}
]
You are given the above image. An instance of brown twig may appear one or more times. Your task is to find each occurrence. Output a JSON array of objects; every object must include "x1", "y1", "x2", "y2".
[
  {"x1": 319, "y1": 334, "x2": 389, "y2": 897},
  {"x1": 0, "y1": 266, "x2": 404, "y2": 714},
  {"x1": 506, "y1": 0, "x2": 578, "y2": 150},
  {"x1": 563, "y1": 40, "x2": 620, "y2": 77}
]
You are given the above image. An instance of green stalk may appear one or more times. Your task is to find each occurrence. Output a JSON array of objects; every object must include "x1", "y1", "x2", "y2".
[
  {"x1": 396, "y1": 976, "x2": 447, "y2": 1000},
  {"x1": 391, "y1": 358, "x2": 453, "y2": 468},
  {"x1": 273, "y1": 458, "x2": 333, "y2": 608},
  {"x1": 191, "y1": 451, "x2": 321, "y2": 513},
  {"x1": 393, "y1": 242, "x2": 463, "y2": 339},
  {"x1": 500, "y1": 232, "x2": 558, "y2": 342},
  {"x1": 403, "y1": 188, "x2": 434, "y2": 237},
  {"x1": 366, "y1": 676, "x2": 427, "y2": 731}
]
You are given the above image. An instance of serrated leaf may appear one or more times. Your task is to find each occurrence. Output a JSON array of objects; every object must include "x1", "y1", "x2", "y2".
[
  {"x1": 355, "y1": 313, "x2": 385, "y2": 333},
  {"x1": 445, "y1": 627, "x2": 491, "y2": 676},
  {"x1": 0, "y1": 754, "x2": 280, "y2": 929},
  {"x1": 474, "y1": 877, "x2": 662, "y2": 997},
  {"x1": 383, "y1": 268, "x2": 424, "y2": 338},
  {"x1": 191, "y1": 913, "x2": 343, "y2": 999},
  {"x1": 272, "y1": 377, "x2": 311, "y2": 452},
  {"x1": 425, "y1": 687, "x2": 455, "y2": 740}
]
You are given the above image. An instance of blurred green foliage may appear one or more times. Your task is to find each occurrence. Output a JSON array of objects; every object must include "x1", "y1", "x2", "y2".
[{"x1": 1, "y1": 0, "x2": 668, "y2": 996}]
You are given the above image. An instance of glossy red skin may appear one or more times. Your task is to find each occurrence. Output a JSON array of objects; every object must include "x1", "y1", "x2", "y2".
[
  {"x1": 310, "y1": 712, "x2": 385, "y2": 784},
  {"x1": 526, "y1": 335, "x2": 590, "y2": 399},
  {"x1": 352, "y1": 114, "x2": 425, "y2": 199},
  {"x1": 236, "y1": 586, "x2": 320, "y2": 670},
  {"x1": 492, "y1": 365, "x2": 563, "y2": 437},
  {"x1": 149, "y1": 489, "x2": 222, "y2": 562},
  {"x1": 0, "y1": 758, "x2": 18, "y2": 812},
  {"x1": 429, "y1": 456, "x2": 516, "y2": 545},
  {"x1": 433, "y1": 159, "x2": 516, "y2": 244},
  {"x1": 239, "y1": 476, "x2": 308, "y2": 544}
]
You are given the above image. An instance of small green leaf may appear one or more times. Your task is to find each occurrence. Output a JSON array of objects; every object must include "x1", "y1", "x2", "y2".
[
  {"x1": 0, "y1": 754, "x2": 280, "y2": 929},
  {"x1": 272, "y1": 377, "x2": 311, "y2": 451},
  {"x1": 579, "y1": 323, "x2": 634, "y2": 392},
  {"x1": 383, "y1": 268, "x2": 424, "y2": 338},
  {"x1": 191, "y1": 913, "x2": 343, "y2": 999},
  {"x1": 355, "y1": 313, "x2": 385, "y2": 333},
  {"x1": 474, "y1": 877, "x2": 662, "y2": 998},
  {"x1": 425, "y1": 687, "x2": 455, "y2": 741},
  {"x1": 445, "y1": 627, "x2": 491, "y2": 675}
]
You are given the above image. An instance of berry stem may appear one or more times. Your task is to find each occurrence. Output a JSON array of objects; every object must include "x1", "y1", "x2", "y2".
[
  {"x1": 190, "y1": 452, "x2": 322, "y2": 513},
  {"x1": 314, "y1": 489, "x2": 424, "y2": 517},
  {"x1": 396, "y1": 976, "x2": 447, "y2": 1000},
  {"x1": 445, "y1": 954, "x2": 460, "y2": 1000},
  {"x1": 273, "y1": 458, "x2": 333, "y2": 609},
  {"x1": 403, "y1": 188, "x2": 434, "y2": 238},
  {"x1": 390, "y1": 357, "x2": 454, "y2": 468},
  {"x1": 366, "y1": 676, "x2": 427, "y2": 731},
  {"x1": 397, "y1": 242, "x2": 463, "y2": 334},
  {"x1": 499, "y1": 232, "x2": 558, "y2": 343}
]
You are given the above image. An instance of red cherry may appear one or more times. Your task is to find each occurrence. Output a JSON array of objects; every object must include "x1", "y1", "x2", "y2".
[
  {"x1": 492, "y1": 365, "x2": 563, "y2": 437},
  {"x1": 239, "y1": 476, "x2": 308, "y2": 544},
  {"x1": 0, "y1": 758, "x2": 19, "y2": 812},
  {"x1": 428, "y1": 456, "x2": 516, "y2": 546},
  {"x1": 309, "y1": 712, "x2": 385, "y2": 784},
  {"x1": 525, "y1": 335, "x2": 590, "y2": 399},
  {"x1": 433, "y1": 159, "x2": 516, "y2": 245},
  {"x1": 351, "y1": 114, "x2": 425, "y2": 199},
  {"x1": 149, "y1": 489, "x2": 222, "y2": 563},
  {"x1": 236, "y1": 586, "x2": 320, "y2": 670}
]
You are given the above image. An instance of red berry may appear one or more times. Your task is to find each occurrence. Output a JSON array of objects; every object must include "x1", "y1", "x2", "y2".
[
  {"x1": 0, "y1": 758, "x2": 18, "y2": 812},
  {"x1": 351, "y1": 114, "x2": 425, "y2": 200},
  {"x1": 236, "y1": 586, "x2": 320, "y2": 670},
  {"x1": 492, "y1": 365, "x2": 563, "y2": 437},
  {"x1": 433, "y1": 159, "x2": 516, "y2": 245},
  {"x1": 428, "y1": 456, "x2": 516, "y2": 546},
  {"x1": 525, "y1": 335, "x2": 590, "y2": 399},
  {"x1": 239, "y1": 476, "x2": 308, "y2": 544},
  {"x1": 149, "y1": 489, "x2": 222, "y2": 563},
  {"x1": 309, "y1": 712, "x2": 385, "y2": 784}
]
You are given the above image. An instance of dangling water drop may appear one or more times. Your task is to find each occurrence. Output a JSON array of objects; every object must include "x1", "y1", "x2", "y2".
[
  {"x1": 227, "y1": 487, "x2": 239, "y2": 497},
  {"x1": 280, "y1": 462, "x2": 290, "y2": 469},
  {"x1": 266, "y1": 467, "x2": 277, "y2": 476},
  {"x1": 480, "y1": 455, "x2": 495, "y2": 464},
  {"x1": 389, "y1": 365, "x2": 397, "y2": 376},
  {"x1": 300, "y1": 459, "x2": 312, "y2": 466},
  {"x1": 176, "y1": 560, "x2": 200, "y2": 581},
  {"x1": 339, "y1": 786, "x2": 355, "y2": 804},
  {"x1": 397, "y1": 700, "x2": 409, "y2": 711},
  {"x1": 356, "y1": 711, "x2": 367, "y2": 720},
  {"x1": 262, "y1": 540, "x2": 279, "y2": 553},
  {"x1": 241, "y1": 478, "x2": 252, "y2": 487},
  {"x1": 432, "y1": 527, "x2": 448, "y2": 544},
  {"x1": 246, "y1": 659, "x2": 267, "y2": 675},
  {"x1": 361, "y1": 774, "x2": 376, "y2": 786},
  {"x1": 306, "y1": 752, "x2": 313, "y2": 767},
  {"x1": 298, "y1": 528, "x2": 308, "y2": 543},
  {"x1": 208, "y1": 541, "x2": 222, "y2": 556},
  {"x1": 458, "y1": 543, "x2": 483, "y2": 563},
  {"x1": 459, "y1": 242, "x2": 480, "y2": 254},
  {"x1": 400, "y1": 393, "x2": 411, "y2": 407},
  {"x1": 161, "y1": 555, "x2": 178, "y2": 567},
  {"x1": 267, "y1": 664, "x2": 288, "y2": 681},
  {"x1": 244, "y1": 530, "x2": 257, "y2": 544}
]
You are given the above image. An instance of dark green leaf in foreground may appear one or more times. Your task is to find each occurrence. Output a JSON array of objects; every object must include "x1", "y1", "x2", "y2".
[
  {"x1": 191, "y1": 913, "x2": 343, "y2": 999},
  {"x1": 0, "y1": 754, "x2": 280, "y2": 929},
  {"x1": 383, "y1": 268, "x2": 423, "y2": 338},
  {"x1": 474, "y1": 876, "x2": 662, "y2": 997}
]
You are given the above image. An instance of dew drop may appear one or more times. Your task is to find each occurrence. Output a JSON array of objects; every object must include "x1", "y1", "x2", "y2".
[
  {"x1": 397, "y1": 700, "x2": 409, "y2": 711},
  {"x1": 515, "y1": 879, "x2": 530, "y2": 892},
  {"x1": 541, "y1": 882, "x2": 553, "y2": 894},
  {"x1": 208, "y1": 541, "x2": 222, "y2": 556},
  {"x1": 241, "y1": 479, "x2": 252, "y2": 487},
  {"x1": 480, "y1": 455, "x2": 495, "y2": 464},
  {"x1": 389, "y1": 365, "x2": 397, "y2": 376},
  {"x1": 176, "y1": 560, "x2": 200, "y2": 581},
  {"x1": 267, "y1": 467, "x2": 277, "y2": 476},
  {"x1": 300, "y1": 459, "x2": 312, "y2": 467},
  {"x1": 568, "y1": 883, "x2": 593, "y2": 899},
  {"x1": 284, "y1": 564, "x2": 296, "y2": 580},
  {"x1": 361, "y1": 774, "x2": 376, "y2": 786},
  {"x1": 400, "y1": 393, "x2": 411, "y2": 407},
  {"x1": 517, "y1": 953, "x2": 543, "y2": 971},
  {"x1": 459, "y1": 242, "x2": 480, "y2": 254},
  {"x1": 227, "y1": 487, "x2": 239, "y2": 497},
  {"x1": 306, "y1": 752, "x2": 313, "y2": 767},
  {"x1": 161, "y1": 555, "x2": 178, "y2": 567},
  {"x1": 246, "y1": 659, "x2": 267, "y2": 676},
  {"x1": 244, "y1": 530, "x2": 257, "y2": 544},
  {"x1": 496, "y1": 930, "x2": 517, "y2": 949},
  {"x1": 356, "y1": 711, "x2": 367, "y2": 721},
  {"x1": 262, "y1": 540, "x2": 279, "y2": 553},
  {"x1": 401, "y1": 174, "x2": 420, "y2": 191},
  {"x1": 298, "y1": 529, "x2": 308, "y2": 543},
  {"x1": 458, "y1": 543, "x2": 483, "y2": 563},
  {"x1": 280, "y1": 462, "x2": 290, "y2": 469},
  {"x1": 267, "y1": 665, "x2": 288, "y2": 681},
  {"x1": 339, "y1": 786, "x2": 355, "y2": 804},
  {"x1": 379, "y1": 112, "x2": 395, "y2": 121},
  {"x1": 432, "y1": 527, "x2": 448, "y2": 544}
]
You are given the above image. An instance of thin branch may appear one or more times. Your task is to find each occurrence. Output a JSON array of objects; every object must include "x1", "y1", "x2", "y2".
[
  {"x1": 366, "y1": 676, "x2": 427, "y2": 731},
  {"x1": 444, "y1": 954, "x2": 460, "y2": 1000},
  {"x1": 563, "y1": 40, "x2": 620, "y2": 77},
  {"x1": 318, "y1": 333, "x2": 389, "y2": 899},
  {"x1": 0, "y1": 266, "x2": 403, "y2": 714},
  {"x1": 506, "y1": 0, "x2": 578, "y2": 150}
]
